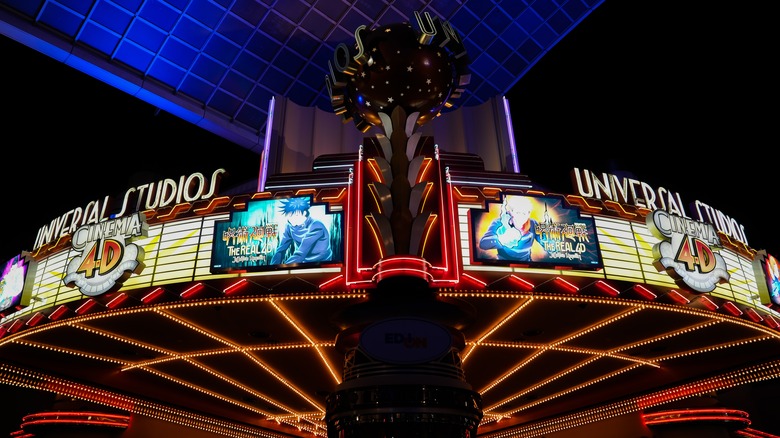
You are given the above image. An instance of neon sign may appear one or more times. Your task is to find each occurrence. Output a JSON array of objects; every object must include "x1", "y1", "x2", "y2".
[
  {"x1": 646, "y1": 209, "x2": 730, "y2": 293},
  {"x1": 63, "y1": 212, "x2": 148, "y2": 296}
]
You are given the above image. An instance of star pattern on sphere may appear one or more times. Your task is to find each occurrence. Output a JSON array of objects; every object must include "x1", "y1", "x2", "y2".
[{"x1": 330, "y1": 22, "x2": 469, "y2": 130}]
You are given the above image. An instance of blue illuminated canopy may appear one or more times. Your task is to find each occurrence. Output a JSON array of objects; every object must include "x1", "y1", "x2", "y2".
[{"x1": 0, "y1": 0, "x2": 603, "y2": 154}]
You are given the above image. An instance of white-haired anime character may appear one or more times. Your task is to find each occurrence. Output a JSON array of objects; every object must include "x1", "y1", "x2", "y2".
[{"x1": 479, "y1": 195, "x2": 546, "y2": 261}]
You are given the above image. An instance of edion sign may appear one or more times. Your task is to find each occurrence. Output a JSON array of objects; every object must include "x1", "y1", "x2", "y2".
[{"x1": 360, "y1": 318, "x2": 452, "y2": 364}]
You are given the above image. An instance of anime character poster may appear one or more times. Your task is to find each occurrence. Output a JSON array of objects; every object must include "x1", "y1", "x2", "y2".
[
  {"x1": 0, "y1": 254, "x2": 32, "y2": 314},
  {"x1": 210, "y1": 196, "x2": 343, "y2": 273},
  {"x1": 766, "y1": 254, "x2": 780, "y2": 306},
  {"x1": 753, "y1": 251, "x2": 780, "y2": 306},
  {"x1": 470, "y1": 194, "x2": 602, "y2": 269}
]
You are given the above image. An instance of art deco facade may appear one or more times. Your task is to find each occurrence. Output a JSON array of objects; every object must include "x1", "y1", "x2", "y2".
[{"x1": 1, "y1": 1, "x2": 779, "y2": 437}]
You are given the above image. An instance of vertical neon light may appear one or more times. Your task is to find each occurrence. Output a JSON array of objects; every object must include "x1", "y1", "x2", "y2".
[
  {"x1": 259, "y1": 96, "x2": 275, "y2": 192},
  {"x1": 441, "y1": 165, "x2": 461, "y2": 284},
  {"x1": 502, "y1": 96, "x2": 520, "y2": 173}
]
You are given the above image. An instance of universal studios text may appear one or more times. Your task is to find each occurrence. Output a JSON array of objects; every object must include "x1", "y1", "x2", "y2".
[
  {"x1": 32, "y1": 168, "x2": 226, "y2": 251},
  {"x1": 571, "y1": 168, "x2": 748, "y2": 247}
]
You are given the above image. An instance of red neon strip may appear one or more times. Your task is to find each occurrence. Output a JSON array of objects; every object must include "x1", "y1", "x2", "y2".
[
  {"x1": 644, "y1": 415, "x2": 751, "y2": 426},
  {"x1": 20, "y1": 411, "x2": 131, "y2": 428},
  {"x1": 461, "y1": 273, "x2": 486, "y2": 287},
  {"x1": 695, "y1": 295, "x2": 719, "y2": 311},
  {"x1": 344, "y1": 168, "x2": 355, "y2": 285},
  {"x1": 632, "y1": 284, "x2": 657, "y2": 300},
  {"x1": 48, "y1": 305, "x2": 70, "y2": 321},
  {"x1": 180, "y1": 282, "x2": 205, "y2": 299},
  {"x1": 319, "y1": 274, "x2": 344, "y2": 289},
  {"x1": 509, "y1": 274, "x2": 535, "y2": 291},
  {"x1": 346, "y1": 159, "x2": 366, "y2": 286},
  {"x1": 443, "y1": 174, "x2": 460, "y2": 283},
  {"x1": 75, "y1": 299, "x2": 99, "y2": 315},
  {"x1": 106, "y1": 293, "x2": 130, "y2": 309},
  {"x1": 372, "y1": 268, "x2": 433, "y2": 283},
  {"x1": 21, "y1": 419, "x2": 129, "y2": 428},
  {"x1": 374, "y1": 256, "x2": 432, "y2": 269},
  {"x1": 554, "y1": 276, "x2": 578, "y2": 293},
  {"x1": 722, "y1": 301, "x2": 743, "y2": 316},
  {"x1": 744, "y1": 307, "x2": 763, "y2": 323},
  {"x1": 643, "y1": 408, "x2": 749, "y2": 419},
  {"x1": 25, "y1": 312, "x2": 47, "y2": 327},
  {"x1": 594, "y1": 280, "x2": 619, "y2": 297},
  {"x1": 141, "y1": 287, "x2": 166, "y2": 304},
  {"x1": 223, "y1": 279, "x2": 247, "y2": 295},
  {"x1": 736, "y1": 429, "x2": 780, "y2": 438},
  {"x1": 355, "y1": 159, "x2": 365, "y2": 277},
  {"x1": 764, "y1": 315, "x2": 779, "y2": 329},
  {"x1": 666, "y1": 289, "x2": 690, "y2": 305},
  {"x1": 430, "y1": 165, "x2": 451, "y2": 284},
  {"x1": 8, "y1": 319, "x2": 25, "y2": 333}
]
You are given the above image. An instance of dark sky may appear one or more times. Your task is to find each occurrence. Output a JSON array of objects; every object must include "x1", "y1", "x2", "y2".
[
  {"x1": 1, "y1": 0, "x2": 776, "y2": 263},
  {"x1": 0, "y1": 2, "x2": 778, "y2": 434}
]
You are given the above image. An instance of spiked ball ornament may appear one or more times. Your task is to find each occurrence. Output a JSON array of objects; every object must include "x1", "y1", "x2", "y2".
[{"x1": 326, "y1": 19, "x2": 470, "y2": 132}]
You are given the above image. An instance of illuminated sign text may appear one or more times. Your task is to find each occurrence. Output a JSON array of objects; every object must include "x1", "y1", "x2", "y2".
[
  {"x1": 571, "y1": 168, "x2": 748, "y2": 247},
  {"x1": 646, "y1": 209, "x2": 729, "y2": 293},
  {"x1": 33, "y1": 169, "x2": 225, "y2": 252},
  {"x1": 63, "y1": 212, "x2": 148, "y2": 296}
]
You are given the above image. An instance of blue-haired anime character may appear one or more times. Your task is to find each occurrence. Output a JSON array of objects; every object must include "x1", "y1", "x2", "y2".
[{"x1": 271, "y1": 197, "x2": 333, "y2": 265}]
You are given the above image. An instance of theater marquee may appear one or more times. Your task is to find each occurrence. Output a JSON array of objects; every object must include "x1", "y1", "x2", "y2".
[{"x1": 646, "y1": 209, "x2": 730, "y2": 293}]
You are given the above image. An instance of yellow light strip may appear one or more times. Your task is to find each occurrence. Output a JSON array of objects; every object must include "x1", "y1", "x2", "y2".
[
  {"x1": 367, "y1": 183, "x2": 384, "y2": 213},
  {"x1": 366, "y1": 158, "x2": 384, "y2": 182},
  {"x1": 462, "y1": 296, "x2": 534, "y2": 363},
  {"x1": 154, "y1": 308, "x2": 324, "y2": 414},
  {"x1": 547, "y1": 307, "x2": 642, "y2": 348},
  {"x1": 363, "y1": 214, "x2": 385, "y2": 259},
  {"x1": 1, "y1": 354, "x2": 320, "y2": 438},
  {"x1": 12, "y1": 338, "x2": 132, "y2": 366},
  {"x1": 269, "y1": 301, "x2": 342, "y2": 385},
  {"x1": 493, "y1": 363, "x2": 644, "y2": 417},
  {"x1": 0, "y1": 293, "x2": 369, "y2": 434},
  {"x1": 651, "y1": 335, "x2": 774, "y2": 362},
  {"x1": 478, "y1": 349, "x2": 546, "y2": 395},
  {"x1": 479, "y1": 360, "x2": 780, "y2": 438},
  {"x1": 474, "y1": 341, "x2": 660, "y2": 368}
]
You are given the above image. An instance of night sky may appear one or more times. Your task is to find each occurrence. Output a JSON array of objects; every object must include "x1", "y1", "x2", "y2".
[
  {"x1": 0, "y1": 1, "x2": 778, "y2": 434},
  {"x1": 1, "y1": 0, "x2": 775, "y2": 260}
]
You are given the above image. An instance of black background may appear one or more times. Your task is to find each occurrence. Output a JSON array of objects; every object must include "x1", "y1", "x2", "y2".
[
  {"x1": 0, "y1": 0, "x2": 778, "y2": 434},
  {"x1": 2, "y1": 1, "x2": 774, "y2": 263}
]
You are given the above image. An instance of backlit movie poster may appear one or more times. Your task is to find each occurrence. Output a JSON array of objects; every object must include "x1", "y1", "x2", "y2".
[
  {"x1": 754, "y1": 251, "x2": 780, "y2": 306},
  {"x1": 470, "y1": 194, "x2": 602, "y2": 269},
  {"x1": 0, "y1": 254, "x2": 30, "y2": 313},
  {"x1": 211, "y1": 196, "x2": 343, "y2": 273}
]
